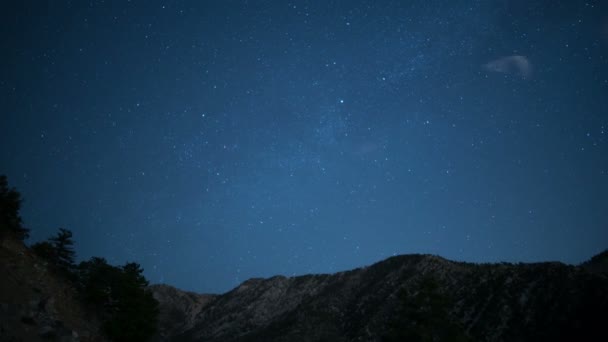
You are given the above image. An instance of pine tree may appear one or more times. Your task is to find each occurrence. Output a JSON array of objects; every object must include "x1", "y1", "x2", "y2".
[
  {"x1": 48, "y1": 228, "x2": 75, "y2": 271},
  {"x1": 78, "y1": 258, "x2": 159, "y2": 341},
  {"x1": 32, "y1": 228, "x2": 75, "y2": 275},
  {"x1": 0, "y1": 175, "x2": 29, "y2": 240},
  {"x1": 123, "y1": 262, "x2": 149, "y2": 288}
]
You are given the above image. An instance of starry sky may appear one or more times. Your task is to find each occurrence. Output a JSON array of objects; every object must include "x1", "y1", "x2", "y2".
[{"x1": 2, "y1": 1, "x2": 608, "y2": 293}]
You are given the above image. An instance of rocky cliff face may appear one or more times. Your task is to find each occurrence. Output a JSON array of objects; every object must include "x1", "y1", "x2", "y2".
[
  {"x1": 151, "y1": 253, "x2": 608, "y2": 342},
  {"x1": 149, "y1": 284, "x2": 217, "y2": 341},
  {"x1": 0, "y1": 237, "x2": 105, "y2": 342}
]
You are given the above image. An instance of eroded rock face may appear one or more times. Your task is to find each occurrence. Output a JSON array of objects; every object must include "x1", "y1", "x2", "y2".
[
  {"x1": 153, "y1": 253, "x2": 608, "y2": 342},
  {"x1": 149, "y1": 284, "x2": 217, "y2": 341},
  {"x1": 0, "y1": 238, "x2": 106, "y2": 342}
]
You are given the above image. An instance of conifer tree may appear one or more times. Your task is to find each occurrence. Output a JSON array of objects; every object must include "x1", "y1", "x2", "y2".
[
  {"x1": 0, "y1": 175, "x2": 29, "y2": 240},
  {"x1": 32, "y1": 228, "x2": 75, "y2": 275},
  {"x1": 78, "y1": 258, "x2": 159, "y2": 341},
  {"x1": 49, "y1": 228, "x2": 75, "y2": 271}
]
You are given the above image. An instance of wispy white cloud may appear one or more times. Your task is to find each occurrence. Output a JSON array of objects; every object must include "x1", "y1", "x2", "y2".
[{"x1": 483, "y1": 55, "x2": 532, "y2": 78}]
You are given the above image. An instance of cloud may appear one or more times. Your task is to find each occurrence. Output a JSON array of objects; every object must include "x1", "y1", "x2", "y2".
[{"x1": 483, "y1": 55, "x2": 532, "y2": 78}]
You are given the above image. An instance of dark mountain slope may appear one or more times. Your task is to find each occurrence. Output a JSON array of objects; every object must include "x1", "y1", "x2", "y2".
[
  {"x1": 0, "y1": 237, "x2": 105, "y2": 341},
  {"x1": 3, "y1": 219, "x2": 605, "y2": 342},
  {"x1": 581, "y1": 249, "x2": 608, "y2": 274},
  {"x1": 149, "y1": 284, "x2": 217, "y2": 341},
  {"x1": 152, "y1": 253, "x2": 608, "y2": 342}
]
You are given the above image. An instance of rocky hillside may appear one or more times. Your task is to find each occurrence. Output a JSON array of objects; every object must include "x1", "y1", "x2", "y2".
[
  {"x1": 3, "y1": 228, "x2": 607, "y2": 342},
  {"x1": 0, "y1": 237, "x2": 106, "y2": 342},
  {"x1": 149, "y1": 284, "x2": 217, "y2": 341},
  {"x1": 151, "y1": 252, "x2": 608, "y2": 342}
]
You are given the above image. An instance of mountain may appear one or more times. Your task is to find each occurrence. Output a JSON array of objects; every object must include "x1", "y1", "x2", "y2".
[
  {"x1": 149, "y1": 284, "x2": 217, "y2": 341},
  {"x1": 150, "y1": 253, "x2": 608, "y2": 342},
  {"x1": 2, "y1": 230, "x2": 607, "y2": 342}
]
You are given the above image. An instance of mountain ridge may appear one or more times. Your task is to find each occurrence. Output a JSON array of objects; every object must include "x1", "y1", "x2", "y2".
[
  {"x1": 150, "y1": 252, "x2": 608, "y2": 341},
  {"x1": 2, "y1": 228, "x2": 607, "y2": 342}
]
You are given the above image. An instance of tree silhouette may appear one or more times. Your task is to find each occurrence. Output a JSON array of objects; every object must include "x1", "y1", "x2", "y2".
[
  {"x1": 31, "y1": 228, "x2": 75, "y2": 276},
  {"x1": 0, "y1": 175, "x2": 29, "y2": 240},
  {"x1": 1, "y1": 176, "x2": 158, "y2": 340},
  {"x1": 78, "y1": 257, "x2": 159, "y2": 341},
  {"x1": 123, "y1": 262, "x2": 149, "y2": 288},
  {"x1": 31, "y1": 241, "x2": 56, "y2": 261},
  {"x1": 49, "y1": 228, "x2": 75, "y2": 270}
]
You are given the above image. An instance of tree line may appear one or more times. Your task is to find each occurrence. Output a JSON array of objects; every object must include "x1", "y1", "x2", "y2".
[{"x1": 1, "y1": 175, "x2": 159, "y2": 342}]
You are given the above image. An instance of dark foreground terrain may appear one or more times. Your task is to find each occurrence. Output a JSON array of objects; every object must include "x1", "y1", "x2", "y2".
[
  {"x1": 0, "y1": 237, "x2": 105, "y2": 341},
  {"x1": 150, "y1": 250, "x2": 608, "y2": 342},
  {"x1": 2, "y1": 232, "x2": 607, "y2": 341}
]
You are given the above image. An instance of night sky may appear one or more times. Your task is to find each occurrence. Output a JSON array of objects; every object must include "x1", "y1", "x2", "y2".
[{"x1": 2, "y1": 1, "x2": 607, "y2": 293}]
